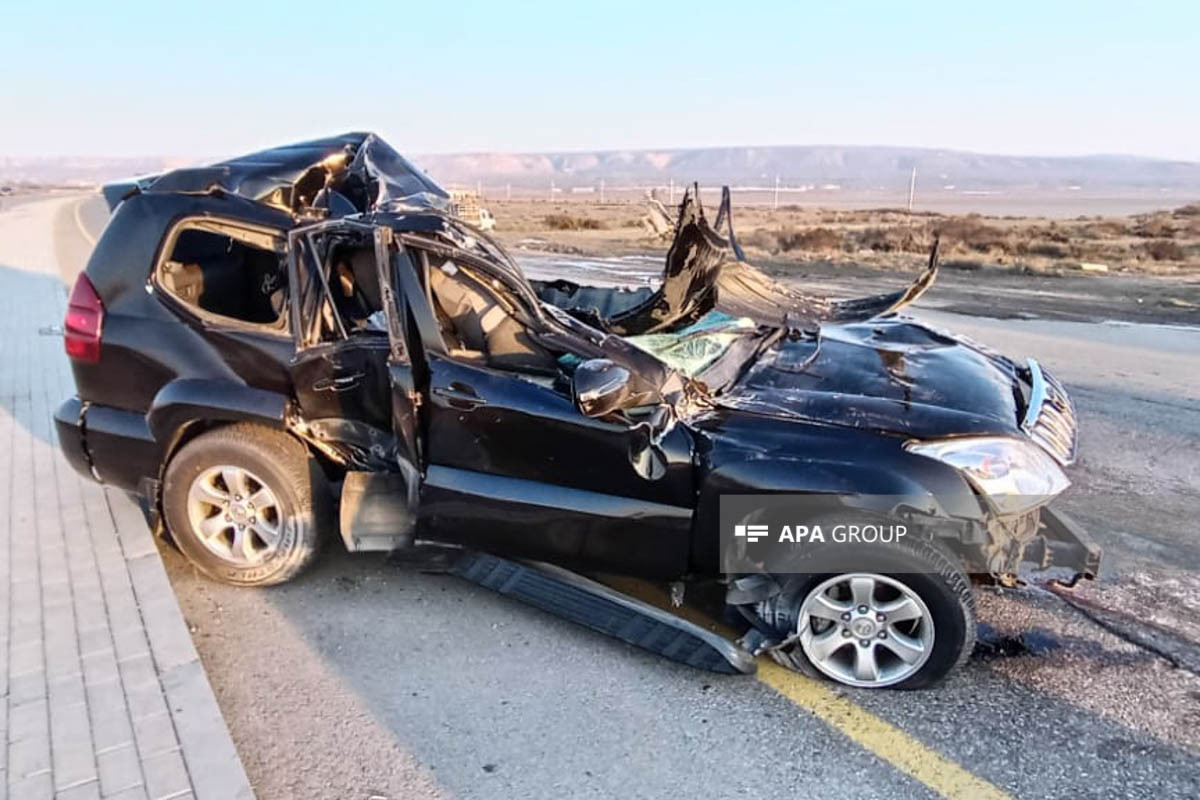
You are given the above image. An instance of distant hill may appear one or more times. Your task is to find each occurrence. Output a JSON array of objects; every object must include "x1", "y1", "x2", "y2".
[
  {"x1": 0, "y1": 156, "x2": 186, "y2": 186},
  {"x1": 4, "y1": 145, "x2": 1199, "y2": 194},
  {"x1": 414, "y1": 146, "x2": 1200, "y2": 191}
]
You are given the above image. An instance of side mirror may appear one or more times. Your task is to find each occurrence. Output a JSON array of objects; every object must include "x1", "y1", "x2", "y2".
[{"x1": 573, "y1": 359, "x2": 633, "y2": 418}]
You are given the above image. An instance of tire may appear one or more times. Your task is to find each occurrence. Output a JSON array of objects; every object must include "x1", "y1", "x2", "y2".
[
  {"x1": 760, "y1": 537, "x2": 976, "y2": 689},
  {"x1": 162, "y1": 424, "x2": 330, "y2": 586}
]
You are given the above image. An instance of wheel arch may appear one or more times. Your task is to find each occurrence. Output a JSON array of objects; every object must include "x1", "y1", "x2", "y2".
[
  {"x1": 148, "y1": 379, "x2": 290, "y2": 447},
  {"x1": 147, "y1": 380, "x2": 340, "y2": 525}
]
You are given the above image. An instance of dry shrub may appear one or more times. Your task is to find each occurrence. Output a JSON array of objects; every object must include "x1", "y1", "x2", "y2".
[
  {"x1": 542, "y1": 214, "x2": 605, "y2": 231},
  {"x1": 742, "y1": 226, "x2": 844, "y2": 254},
  {"x1": 707, "y1": 207, "x2": 1195, "y2": 271},
  {"x1": 1141, "y1": 239, "x2": 1185, "y2": 261},
  {"x1": 1036, "y1": 226, "x2": 1071, "y2": 244},
  {"x1": 741, "y1": 229, "x2": 782, "y2": 253},
  {"x1": 853, "y1": 226, "x2": 929, "y2": 253},
  {"x1": 861, "y1": 207, "x2": 937, "y2": 217},
  {"x1": 1024, "y1": 241, "x2": 1070, "y2": 259},
  {"x1": 934, "y1": 216, "x2": 1013, "y2": 254},
  {"x1": 1134, "y1": 214, "x2": 1177, "y2": 238},
  {"x1": 855, "y1": 227, "x2": 899, "y2": 252},
  {"x1": 1081, "y1": 219, "x2": 1128, "y2": 238},
  {"x1": 779, "y1": 227, "x2": 843, "y2": 252},
  {"x1": 1079, "y1": 241, "x2": 1130, "y2": 263}
]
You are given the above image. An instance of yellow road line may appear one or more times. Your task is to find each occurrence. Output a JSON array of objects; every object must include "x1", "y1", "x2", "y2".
[
  {"x1": 757, "y1": 661, "x2": 1011, "y2": 800},
  {"x1": 605, "y1": 577, "x2": 1012, "y2": 800}
]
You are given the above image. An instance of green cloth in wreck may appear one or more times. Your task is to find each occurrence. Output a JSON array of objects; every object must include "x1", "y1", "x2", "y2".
[{"x1": 624, "y1": 311, "x2": 756, "y2": 378}]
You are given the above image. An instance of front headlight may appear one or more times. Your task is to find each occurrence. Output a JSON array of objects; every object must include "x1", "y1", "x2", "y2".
[{"x1": 904, "y1": 436, "x2": 1070, "y2": 515}]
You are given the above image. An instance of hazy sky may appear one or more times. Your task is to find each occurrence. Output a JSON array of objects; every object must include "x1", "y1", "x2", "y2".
[{"x1": 2, "y1": 1, "x2": 1196, "y2": 160}]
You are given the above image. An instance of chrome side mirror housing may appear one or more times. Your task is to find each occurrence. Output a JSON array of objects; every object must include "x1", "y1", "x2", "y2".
[{"x1": 573, "y1": 358, "x2": 633, "y2": 418}]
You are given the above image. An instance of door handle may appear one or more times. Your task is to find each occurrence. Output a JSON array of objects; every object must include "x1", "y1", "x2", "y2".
[
  {"x1": 313, "y1": 372, "x2": 365, "y2": 392},
  {"x1": 432, "y1": 381, "x2": 483, "y2": 409}
]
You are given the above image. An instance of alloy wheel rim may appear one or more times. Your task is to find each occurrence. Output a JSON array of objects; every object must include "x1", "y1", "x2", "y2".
[
  {"x1": 186, "y1": 465, "x2": 283, "y2": 566},
  {"x1": 797, "y1": 572, "x2": 935, "y2": 688}
]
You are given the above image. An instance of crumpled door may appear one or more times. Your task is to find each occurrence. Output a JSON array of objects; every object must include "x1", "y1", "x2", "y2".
[{"x1": 285, "y1": 220, "x2": 420, "y2": 472}]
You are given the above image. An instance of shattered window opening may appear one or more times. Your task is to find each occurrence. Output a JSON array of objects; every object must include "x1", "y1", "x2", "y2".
[
  {"x1": 155, "y1": 219, "x2": 288, "y2": 331},
  {"x1": 301, "y1": 233, "x2": 390, "y2": 347}
]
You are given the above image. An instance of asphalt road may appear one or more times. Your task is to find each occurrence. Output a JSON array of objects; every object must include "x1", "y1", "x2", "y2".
[{"x1": 21, "y1": 192, "x2": 1200, "y2": 799}]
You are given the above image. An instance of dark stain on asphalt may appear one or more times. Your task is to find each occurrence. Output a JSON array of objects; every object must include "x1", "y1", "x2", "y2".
[
  {"x1": 974, "y1": 623, "x2": 1063, "y2": 659},
  {"x1": 1096, "y1": 736, "x2": 1173, "y2": 762}
]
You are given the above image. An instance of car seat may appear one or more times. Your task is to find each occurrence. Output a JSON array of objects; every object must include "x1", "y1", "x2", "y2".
[{"x1": 427, "y1": 261, "x2": 557, "y2": 373}]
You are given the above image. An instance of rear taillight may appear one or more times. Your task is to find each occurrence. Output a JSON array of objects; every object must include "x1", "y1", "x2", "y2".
[{"x1": 64, "y1": 273, "x2": 104, "y2": 363}]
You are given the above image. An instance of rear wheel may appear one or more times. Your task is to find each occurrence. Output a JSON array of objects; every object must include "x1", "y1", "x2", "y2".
[
  {"x1": 162, "y1": 424, "x2": 330, "y2": 586},
  {"x1": 758, "y1": 538, "x2": 975, "y2": 689}
]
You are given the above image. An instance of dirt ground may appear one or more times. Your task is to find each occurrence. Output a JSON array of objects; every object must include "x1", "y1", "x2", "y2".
[
  {"x1": 482, "y1": 197, "x2": 1200, "y2": 326},
  {"x1": 489, "y1": 197, "x2": 1200, "y2": 273}
]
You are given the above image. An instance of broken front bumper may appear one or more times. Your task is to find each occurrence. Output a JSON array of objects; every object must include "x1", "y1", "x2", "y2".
[
  {"x1": 1025, "y1": 506, "x2": 1103, "y2": 586},
  {"x1": 979, "y1": 504, "x2": 1102, "y2": 586}
]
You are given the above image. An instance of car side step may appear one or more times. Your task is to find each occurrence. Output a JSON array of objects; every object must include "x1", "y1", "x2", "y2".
[{"x1": 450, "y1": 552, "x2": 756, "y2": 675}]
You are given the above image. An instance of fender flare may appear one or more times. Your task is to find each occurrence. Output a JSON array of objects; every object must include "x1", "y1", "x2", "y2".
[{"x1": 146, "y1": 378, "x2": 290, "y2": 453}]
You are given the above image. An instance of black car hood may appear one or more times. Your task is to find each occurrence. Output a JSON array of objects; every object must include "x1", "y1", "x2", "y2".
[{"x1": 716, "y1": 317, "x2": 1026, "y2": 439}]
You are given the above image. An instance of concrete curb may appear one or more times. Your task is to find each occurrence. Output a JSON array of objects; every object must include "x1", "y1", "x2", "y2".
[{"x1": 111, "y1": 491, "x2": 255, "y2": 800}]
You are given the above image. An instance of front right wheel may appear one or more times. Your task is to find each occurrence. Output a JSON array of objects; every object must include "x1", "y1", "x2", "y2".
[{"x1": 758, "y1": 537, "x2": 976, "y2": 689}]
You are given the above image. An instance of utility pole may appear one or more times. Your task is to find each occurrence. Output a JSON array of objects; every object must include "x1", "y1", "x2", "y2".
[
  {"x1": 774, "y1": 175, "x2": 780, "y2": 210},
  {"x1": 907, "y1": 166, "x2": 917, "y2": 213}
]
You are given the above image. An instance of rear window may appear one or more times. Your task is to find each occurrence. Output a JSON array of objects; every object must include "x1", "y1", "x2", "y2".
[{"x1": 158, "y1": 222, "x2": 287, "y2": 328}]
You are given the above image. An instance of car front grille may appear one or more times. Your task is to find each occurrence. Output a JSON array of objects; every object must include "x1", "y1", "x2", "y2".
[{"x1": 1022, "y1": 359, "x2": 1078, "y2": 466}]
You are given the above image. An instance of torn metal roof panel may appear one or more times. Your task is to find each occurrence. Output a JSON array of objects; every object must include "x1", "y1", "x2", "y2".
[{"x1": 109, "y1": 132, "x2": 449, "y2": 216}]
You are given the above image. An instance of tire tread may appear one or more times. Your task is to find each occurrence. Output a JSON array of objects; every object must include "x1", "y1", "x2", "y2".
[
  {"x1": 766, "y1": 536, "x2": 976, "y2": 689},
  {"x1": 163, "y1": 424, "x2": 330, "y2": 586}
]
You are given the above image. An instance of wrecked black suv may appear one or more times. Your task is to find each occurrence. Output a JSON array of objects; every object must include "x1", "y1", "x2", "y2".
[{"x1": 57, "y1": 133, "x2": 1099, "y2": 688}]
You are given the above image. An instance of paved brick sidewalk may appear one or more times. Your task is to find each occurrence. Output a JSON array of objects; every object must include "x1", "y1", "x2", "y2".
[{"x1": 1, "y1": 198, "x2": 253, "y2": 800}]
